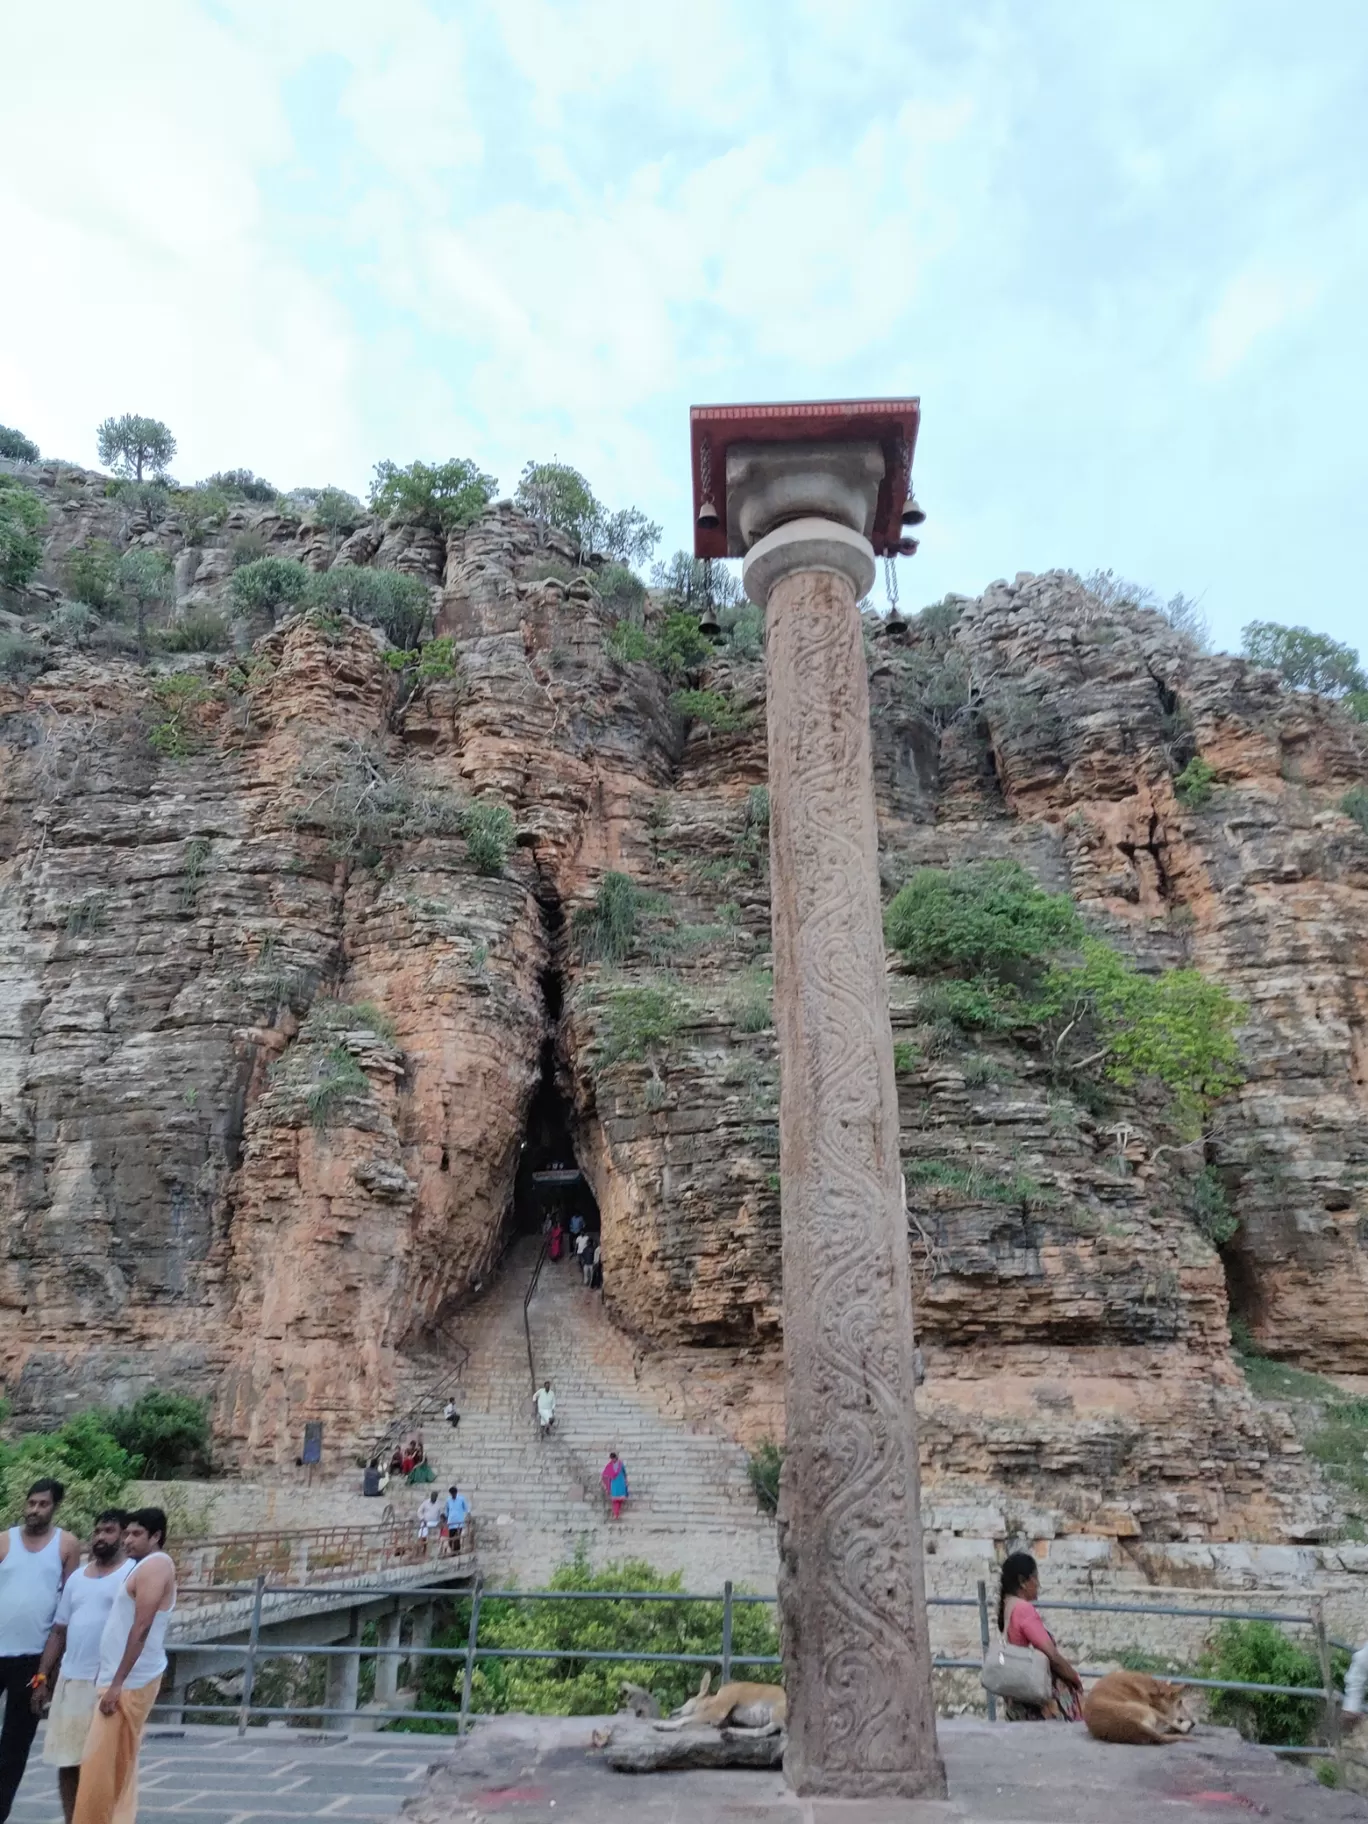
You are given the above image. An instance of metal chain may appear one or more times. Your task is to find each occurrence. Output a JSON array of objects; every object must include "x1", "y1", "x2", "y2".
[{"x1": 884, "y1": 553, "x2": 899, "y2": 612}]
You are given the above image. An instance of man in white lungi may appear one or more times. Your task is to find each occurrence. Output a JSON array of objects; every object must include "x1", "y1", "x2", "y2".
[{"x1": 32, "y1": 1513, "x2": 131, "y2": 1824}]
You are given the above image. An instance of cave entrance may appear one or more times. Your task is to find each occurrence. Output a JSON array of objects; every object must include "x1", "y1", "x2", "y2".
[{"x1": 510, "y1": 943, "x2": 599, "y2": 1245}]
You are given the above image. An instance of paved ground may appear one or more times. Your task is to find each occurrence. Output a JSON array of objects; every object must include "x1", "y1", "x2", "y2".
[
  {"x1": 11, "y1": 1712, "x2": 1368, "y2": 1824},
  {"x1": 10, "y1": 1725, "x2": 448, "y2": 1824},
  {"x1": 404, "y1": 1714, "x2": 1368, "y2": 1824}
]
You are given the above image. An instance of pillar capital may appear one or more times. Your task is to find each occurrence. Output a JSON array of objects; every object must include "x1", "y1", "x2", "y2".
[{"x1": 741, "y1": 517, "x2": 876, "y2": 606}]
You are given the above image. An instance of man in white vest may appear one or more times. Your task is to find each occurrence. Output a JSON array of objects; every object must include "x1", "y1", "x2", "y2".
[
  {"x1": 0, "y1": 1478, "x2": 81, "y2": 1823},
  {"x1": 71, "y1": 1508, "x2": 175, "y2": 1824},
  {"x1": 32, "y1": 1511, "x2": 131, "y2": 1824}
]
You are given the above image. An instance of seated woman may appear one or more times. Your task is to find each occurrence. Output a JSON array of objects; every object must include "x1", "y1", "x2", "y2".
[{"x1": 997, "y1": 1551, "x2": 1084, "y2": 1721}]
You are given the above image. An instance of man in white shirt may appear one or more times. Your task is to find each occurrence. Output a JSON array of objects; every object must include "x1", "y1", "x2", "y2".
[
  {"x1": 415, "y1": 1493, "x2": 442, "y2": 1545},
  {"x1": 31, "y1": 1512, "x2": 130, "y2": 1824},
  {"x1": 0, "y1": 1477, "x2": 82, "y2": 1824},
  {"x1": 72, "y1": 1507, "x2": 175, "y2": 1824},
  {"x1": 534, "y1": 1380, "x2": 556, "y2": 1436}
]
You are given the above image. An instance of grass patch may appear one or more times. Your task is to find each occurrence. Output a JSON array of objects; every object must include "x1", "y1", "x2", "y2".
[
  {"x1": 892, "y1": 1041, "x2": 921, "y2": 1074},
  {"x1": 728, "y1": 969, "x2": 772, "y2": 1033},
  {"x1": 591, "y1": 983, "x2": 691, "y2": 1071},
  {"x1": 906, "y1": 1160, "x2": 1051, "y2": 1205},
  {"x1": 746, "y1": 1440, "x2": 783, "y2": 1515},
  {"x1": 573, "y1": 872, "x2": 644, "y2": 963},
  {"x1": 1174, "y1": 755, "x2": 1218, "y2": 808}
]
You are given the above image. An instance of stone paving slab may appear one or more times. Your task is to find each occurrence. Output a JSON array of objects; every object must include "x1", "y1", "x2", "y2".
[
  {"x1": 10, "y1": 1726, "x2": 447, "y2": 1824},
  {"x1": 403, "y1": 1713, "x2": 1368, "y2": 1823}
]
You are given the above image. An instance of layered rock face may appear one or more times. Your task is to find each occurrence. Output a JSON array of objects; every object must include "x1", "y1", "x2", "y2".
[{"x1": 1, "y1": 466, "x2": 1365, "y2": 1542}]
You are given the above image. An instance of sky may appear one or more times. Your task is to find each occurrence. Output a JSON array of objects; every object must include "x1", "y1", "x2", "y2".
[{"x1": 2, "y1": 0, "x2": 1365, "y2": 659}]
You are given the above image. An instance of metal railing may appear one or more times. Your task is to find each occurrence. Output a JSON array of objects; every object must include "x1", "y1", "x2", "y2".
[
  {"x1": 367, "y1": 1326, "x2": 471, "y2": 1465},
  {"x1": 150, "y1": 1577, "x2": 1351, "y2": 1767},
  {"x1": 522, "y1": 1230, "x2": 551, "y2": 1391}
]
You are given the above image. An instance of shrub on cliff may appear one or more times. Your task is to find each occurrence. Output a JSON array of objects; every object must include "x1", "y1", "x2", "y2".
[
  {"x1": 410, "y1": 1546, "x2": 780, "y2": 1720},
  {"x1": 200, "y1": 468, "x2": 276, "y2": 503},
  {"x1": 115, "y1": 548, "x2": 173, "y2": 657},
  {"x1": 107, "y1": 1390, "x2": 211, "y2": 1479},
  {"x1": 1174, "y1": 755, "x2": 1218, "y2": 808},
  {"x1": 63, "y1": 539, "x2": 121, "y2": 611},
  {"x1": 516, "y1": 461, "x2": 661, "y2": 566},
  {"x1": 671, "y1": 687, "x2": 749, "y2": 733},
  {"x1": 1201, "y1": 1620, "x2": 1343, "y2": 1747},
  {"x1": 1340, "y1": 785, "x2": 1368, "y2": 834},
  {"x1": 0, "y1": 425, "x2": 39, "y2": 462},
  {"x1": 369, "y1": 457, "x2": 497, "y2": 534},
  {"x1": 0, "y1": 474, "x2": 46, "y2": 589},
  {"x1": 591, "y1": 983, "x2": 690, "y2": 1070},
  {"x1": 230, "y1": 555, "x2": 311, "y2": 623},
  {"x1": 574, "y1": 872, "x2": 643, "y2": 962},
  {"x1": 0, "y1": 1413, "x2": 139, "y2": 1537},
  {"x1": 885, "y1": 861, "x2": 1081, "y2": 978},
  {"x1": 1241, "y1": 620, "x2": 1367, "y2": 700},
  {"x1": 463, "y1": 799, "x2": 515, "y2": 874},
  {"x1": 96, "y1": 412, "x2": 176, "y2": 482},
  {"x1": 305, "y1": 566, "x2": 431, "y2": 648}
]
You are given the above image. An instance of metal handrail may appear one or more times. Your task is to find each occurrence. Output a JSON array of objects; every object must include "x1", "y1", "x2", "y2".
[
  {"x1": 367, "y1": 1330, "x2": 471, "y2": 1465},
  {"x1": 522, "y1": 1230, "x2": 551, "y2": 1392},
  {"x1": 152, "y1": 1577, "x2": 1356, "y2": 1757}
]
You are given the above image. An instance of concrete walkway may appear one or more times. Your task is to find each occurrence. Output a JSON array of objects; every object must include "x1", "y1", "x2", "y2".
[{"x1": 404, "y1": 1713, "x2": 1368, "y2": 1823}]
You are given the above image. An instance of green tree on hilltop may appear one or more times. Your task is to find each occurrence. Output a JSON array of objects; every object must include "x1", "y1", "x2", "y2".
[
  {"x1": 0, "y1": 425, "x2": 39, "y2": 462},
  {"x1": 97, "y1": 414, "x2": 177, "y2": 483},
  {"x1": 515, "y1": 460, "x2": 660, "y2": 566},
  {"x1": 369, "y1": 458, "x2": 497, "y2": 534},
  {"x1": 1241, "y1": 621, "x2": 1366, "y2": 699}
]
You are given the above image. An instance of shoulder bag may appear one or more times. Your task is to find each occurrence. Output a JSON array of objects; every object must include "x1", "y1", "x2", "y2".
[{"x1": 980, "y1": 1598, "x2": 1053, "y2": 1705}]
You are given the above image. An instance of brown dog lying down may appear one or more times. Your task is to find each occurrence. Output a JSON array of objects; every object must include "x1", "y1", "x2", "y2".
[
  {"x1": 1083, "y1": 1670, "x2": 1195, "y2": 1744},
  {"x1": 654, "y1": 1672, "x2": 787, "y2": 1734}
]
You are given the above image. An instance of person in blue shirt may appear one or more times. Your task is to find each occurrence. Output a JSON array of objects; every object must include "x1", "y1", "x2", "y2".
[{"x1": 444, "y1": 1486, "x2": 469, "y2": 1555}]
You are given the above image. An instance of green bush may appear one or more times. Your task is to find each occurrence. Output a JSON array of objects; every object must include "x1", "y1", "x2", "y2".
[
  {"x1": 116, "y1": 548, "x2": 173, "y2": 655},
  {"x1": 574, "y1": 872, "x2": 642, "y2": 962},
  {"x1": 156, "y1": 609, "x2": 231, "y2": 653},
  {"x1": 1191, "y1": 1166, "x2": 1238, "y2": 1245},
  {"x1": 892, "y1": 1041, "x2": 921, "y2": 1074},
  {"x1": 885, "y1": 861, "x2": 1082, "y2": 977},
  {"x1": 369, "y1": 457, "x2": 496, "y2": 534},
  {"x1": 724, "y1": 604, "x2": 764, "y2": 658},
  {"x1": 1241, "y1": 621, "x2": 1367, "y2": 699},
  {"x1": 106, "y1": 1390, "x2": 211, "y2": 1479},
  {"x1": 306, "y1": 566, "x2": 431, "y2": 648},
  {"x1": 408, "y1": 1546, "x2": 779, "y2": 1721},
  {"x1": 604, "y1": 620, "x2": 652, "y2": 663},
  {"x1": 63, "y1": 539, "x2": 121, "y2": 611},
  {"x1": 96, "y1": 413, "x2": 176, "y2": 482},
  {"x1": 200, "y1": 468, "x2": 276, "y2": 503},
  {"x1": 593, "y1": 984, "x2": 689, "y2": 1069},
  {"x1": 0, "y1": 1413, "x2": 139, "y2": 1537},
  {"x1": 747, "y1": 1440, "x2": 783, "y2": 1515},
  {"x1": 308, "y1": 486, "x2": 364, "y2": 533},
  {"x1": 464, "y1": 800, "x2": 515, "y2": 874},
  {"x1": 515, "y1": 462, "x2": 660, "y2": 565},
  {"x1": 171, "y1": 485, "x2": 232, "y2": 544},
  {"x1": 385, "y1": 635, "x2": 460, "y2": 683},
  {"x1": 1174, "y1": 756, "x2": 1218, "y2": 808},
  {"x1": 672, "y1": 687, "x2": 749, "y2": 733},
  {"x1": 303, "y1": 1045, "x2": 371, "y2": 1126},
  {"x1": 593, "y1": 562, "x2": 646, "y2": 617},
  {"x1": 1037, "y1": 940, "x2": 1245, "y2": 1134},
  {"x1": 1201, "y1": 1620, "x2": 1339, "y2": 1747},
  {"x1": 0, "y1": 474, "x2": 46, "y2": 589},
  {"x1": 0, "y1": 425, "x2": 39, "y2": 462},
  {"x1": 729, "y1": 969, "x2": 772, "y2": 1032},
  {"x1": 916, "y1": 976, "x2": 1025, "y2": 1033},
  {"x1": 1341, "y1": 785, "x2": 1368, "y2": 833},
  {"x1": 1308, "y1": 1400, "x2": 1368, "y2": 1503},
  {"x1": 0, "y1": 633, "x2": 48, "y2": 682},
  {"x1": 229, "y1": 555, "x2": 311, "y2": 623},
  {"x1": 147, "y1": 673, "x2": 214, "y2": 757}
]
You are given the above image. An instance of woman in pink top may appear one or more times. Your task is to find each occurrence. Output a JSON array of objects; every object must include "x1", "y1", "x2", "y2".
[{"x1": 997, "y1": 1552, "x2": 1084, "y2": 1721}]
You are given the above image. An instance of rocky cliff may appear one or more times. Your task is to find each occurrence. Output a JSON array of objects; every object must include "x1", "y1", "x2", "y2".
[{"x1": 1, "y1": 460, "x2": 1365, "y2": 1544}]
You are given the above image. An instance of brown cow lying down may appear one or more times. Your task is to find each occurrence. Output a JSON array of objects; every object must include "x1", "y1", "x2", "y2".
[{"x1": 1083, "y1": 1670, "x2": 1195, "y2": 1744}]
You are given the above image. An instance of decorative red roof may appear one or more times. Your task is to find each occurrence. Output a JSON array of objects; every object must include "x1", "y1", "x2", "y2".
[{"x1": 689, "y1": 397, "x2": 921, "y2": 559}]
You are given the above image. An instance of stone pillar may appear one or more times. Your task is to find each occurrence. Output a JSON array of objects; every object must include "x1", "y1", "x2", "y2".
[
  {"x1": 325, "y1": 1613, "x2": 360, "y2": 1727},
  {"x1": 373, "y1": 1608, "x2": 402, "y2": 1707},
  {"x1": 744, "y1": 512, "x2": 944, "y2": 1800}
]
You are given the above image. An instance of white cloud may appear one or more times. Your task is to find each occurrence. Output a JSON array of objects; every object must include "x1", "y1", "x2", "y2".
[{"x1": 1201, "y1": 268, "x2": 1324, "y2": 382}]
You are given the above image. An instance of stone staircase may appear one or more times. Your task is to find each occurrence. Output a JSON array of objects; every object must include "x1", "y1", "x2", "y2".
[{"x1": 396, "y1": 1236, "x2": 778, "y2": 1590}]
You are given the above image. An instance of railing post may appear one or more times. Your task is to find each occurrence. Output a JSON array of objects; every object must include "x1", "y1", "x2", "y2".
[
  {"x1": 237, "y1": 1573, "x2": 266, "y2": 1738},
  {"x1": 721, "y1": 1581, "x2": 734, "y2": 1686},
  {"x1": 459, "y1": 1576, "x2": 483, "y2": 1735},
  {"x1": 1312, "y1": 1597, "x2": 1341, "y2": 1772},
  {"x1": 977, "y1": 1579, "x2": 996, "y2": 1724}
]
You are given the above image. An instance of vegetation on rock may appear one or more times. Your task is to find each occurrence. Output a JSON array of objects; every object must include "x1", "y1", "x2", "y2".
[
  {"x1": 304, "y1": 565, "x2": 430, "y2": 648},
  {"x1": 96, "y1": 412, "x2": 176, "y2": 482},
  {"x1": 410, "y1": 1546, "x2": 779, "y2": 1721},
  {"x1": 574, "y1": 871, "x2": 644, "y2": 963},
  {"x1": 1173, "y1": 755, "x2": 1219, "y2": 807},
  {"x1": 1242, "y1": 619, "x2": 1367, "y2": 712},
  {"x1": 369, "y1": 457, "x2": 496, "y2": 533},
  {"x1": 200, "y1": 468, "x2": 276, "y2": 503},
  {"x1": 515, "y1": 460, "x2": 660, "y2": 565},
  {"x1": 116, "y1": 547, "x2": 173, "y2": 656},
  {"x1": 229, "y1": 555, "x2": 311, "y2": 623},
  {"x1": 0, "y1": 475, "x2": 46, "y2": 588},
  {"x1": 0, "y1": 425, "x2": 39, "y2": 462},
  {"x1": 1201, "y1": 1620, "x2": 1345, "y2": 1747},
  {"x1": 106, "y1": 1390, "x2": 212, "y2": 1479}
]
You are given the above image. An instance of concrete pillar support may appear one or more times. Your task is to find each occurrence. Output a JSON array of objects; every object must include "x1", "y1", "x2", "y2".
[
  {"x1": 737, "y1": 453, "x2": 943, "y2": 1799},
  {"x1": 374, "y1": 1608, "x2": 402, "y2": 1706},
  {"x1": 325, "y1": 1613, "x2": 360, "y2": 1726}
]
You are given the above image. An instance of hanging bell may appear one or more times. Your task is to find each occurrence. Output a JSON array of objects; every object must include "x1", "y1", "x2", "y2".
[
  {"x1": 884, "y1": 610, "x2": 908, "y2": 640},
  {"x1": 901, "y1": 494, "x2": 926, "y2": 528},
  {"x1": 697, "y1": 612, "x2": 722, "y2": 640},
  {"x1": 696, "y1": 497, "x2": 720, "y2": 529}
]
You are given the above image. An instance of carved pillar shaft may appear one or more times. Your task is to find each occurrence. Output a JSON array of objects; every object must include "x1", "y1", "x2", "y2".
[{"x1": 746, "y1": 518, "x2": 944, "y2": 1799}]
